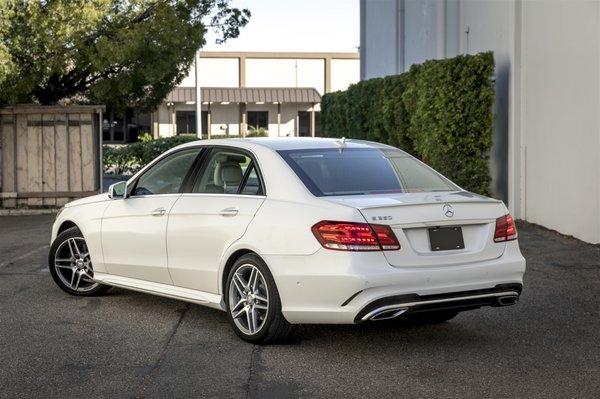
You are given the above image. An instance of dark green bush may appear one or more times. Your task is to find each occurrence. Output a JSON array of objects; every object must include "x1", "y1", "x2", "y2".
[
  {"x1": 103, "y1": 134, "x2": 198, "y2": 174},
  {"x1": 320, "y1": 52, "x2": 494, "y2": 195},
  {"x1": 321, "y1": 90, "x2": 348, "y2": 137},
  {"x1": 103, "y1": 131, "x2": 269, "y2": 174}
]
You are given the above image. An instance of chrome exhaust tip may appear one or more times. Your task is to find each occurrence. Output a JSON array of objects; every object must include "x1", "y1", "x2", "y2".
[
  {"x1": 497, "y1": 295, "x2": 519, "y2": 306},
  {"x1": 368, "y1": 307, "x2": 408, "y2": 321}
]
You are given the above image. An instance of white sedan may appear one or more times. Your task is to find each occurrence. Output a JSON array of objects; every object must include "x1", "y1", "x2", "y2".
[{"x1": 49, "y1": 138, "x2": 526, "y2": 343}]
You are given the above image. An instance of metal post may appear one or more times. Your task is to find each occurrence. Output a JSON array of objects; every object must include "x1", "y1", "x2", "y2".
[
  {"x1": 98, "y1": 109, "x2": 103, "y2": 193},
  {"x1": 195, "y1": 50, "x2": 202, "y2": 139},
  {"x1": 310, "y1": 105, "x2": 316, "y2": 137},
  {"x1": 207, "y1": 102, "x2": 212, "y2": 139}
]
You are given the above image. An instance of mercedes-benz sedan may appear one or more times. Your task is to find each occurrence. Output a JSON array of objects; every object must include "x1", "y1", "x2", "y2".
[{"x1": 49, "y1": 138, "x2": 526, "y2": 343}]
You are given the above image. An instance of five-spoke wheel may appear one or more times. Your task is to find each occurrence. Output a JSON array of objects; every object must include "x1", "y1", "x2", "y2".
[
  {"x1": 225, "y1": 254, "x2": 294, "y2": 344},
  {"x1": 229, "y1": 264, "x2": 270, "y2": 335},
  {"x1": 54, "y1": 237, "x2": 97, "y2": 292},
  {"x1": 48, "y1": 226, "x2": 110, "y2": 296}
]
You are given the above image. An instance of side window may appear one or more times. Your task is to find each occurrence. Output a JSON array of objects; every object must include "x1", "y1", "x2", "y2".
[
  {"x1": 193, "y1": 149, "x2": 263, "y2": 195},
  {"x1": 133, "y1": 149, "x2": 200, "y2": 196},
  {"x1": 239, "y1": 164, "x2": 263, "y2": 195}
]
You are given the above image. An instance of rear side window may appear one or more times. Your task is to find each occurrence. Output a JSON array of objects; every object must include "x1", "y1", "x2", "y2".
[
  {"x1": 278, "y1": 148, "x2": 456, "y2": 196},
  {"x1": 193, "y1": 148, "x2": 264, "y2": 195}
]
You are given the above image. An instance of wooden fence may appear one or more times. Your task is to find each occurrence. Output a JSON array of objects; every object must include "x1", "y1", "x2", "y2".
[{"x1": 0, "y1": 105, "x2": 104, "y2": 208}]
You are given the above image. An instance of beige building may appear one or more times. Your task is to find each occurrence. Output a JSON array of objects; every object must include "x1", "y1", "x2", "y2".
[{"x1": 102, "y1": 51, "x2": 359, "y2": 142}]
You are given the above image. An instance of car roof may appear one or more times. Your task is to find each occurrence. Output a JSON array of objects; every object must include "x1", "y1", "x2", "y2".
[{"x1": 178, "y1": 137, "x2": 402, "y2": 152}]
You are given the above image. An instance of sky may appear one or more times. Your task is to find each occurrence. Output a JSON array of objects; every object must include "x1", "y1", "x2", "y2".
[{"x1": 203, "y1": 0, "x2": 360, "y2": 53}]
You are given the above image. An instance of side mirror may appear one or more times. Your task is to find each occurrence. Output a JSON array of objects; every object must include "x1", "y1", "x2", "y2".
[{"x1": 108, "y1": 181, "x2": 128, "y2": 199}]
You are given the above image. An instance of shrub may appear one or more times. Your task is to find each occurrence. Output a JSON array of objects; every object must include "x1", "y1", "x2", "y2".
[
  {"x1": 102, "y1": 130, "x2": 269, "y2": 174},
  {"x1": 320, "y1": 52, "x2": 494, "y2": 195},
  {"x1": 246, "y1": 127, "x2": 269, "y2": 137},
  {"x1": 103, "y1": 134, "x2": 198, "y2": 174}
]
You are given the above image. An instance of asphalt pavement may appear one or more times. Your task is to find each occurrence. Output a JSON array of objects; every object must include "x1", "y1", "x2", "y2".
[{"x1": 0, "y1": 215, "x2": 598, "y2": 398}]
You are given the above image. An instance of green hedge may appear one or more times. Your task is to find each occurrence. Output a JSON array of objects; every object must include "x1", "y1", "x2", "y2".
[
  {"x1": 103, "y1": 130, "x2": 269, "y2": 174},
  {"x1": 321, "y1": 52, "x2": 494, "y2": 195},
  {"x1": 103, "y1": 134, "x2": 198, "y2": 175}
]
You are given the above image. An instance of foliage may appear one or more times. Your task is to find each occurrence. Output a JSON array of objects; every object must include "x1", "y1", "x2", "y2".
[
  {"x1": 0, "y1": 0, "x2": 250, "y2": 111},
  {"x1": 320, "y1": 52, "x2": 495, "y2": 195},
  {"x1": 137, "y1": 132, "x2": 153, "y2": 142},
  {"x1": 103, "y1": 134, "x2": 197, "y2": 174},
  {"x1": 246, "y1": 127, "x2": 268, "y2": 137},
  {"x1": 103, "y1": 130, "x2": 270, "y2": 174}
]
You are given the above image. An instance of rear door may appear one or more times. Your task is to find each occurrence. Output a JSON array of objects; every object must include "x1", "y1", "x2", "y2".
[
  {"x1": 101, "y1": 147, "x2": 202, "y2": 284},
  {"x1": 167, "y1": 147, "x2": 266, "y2": 293}
]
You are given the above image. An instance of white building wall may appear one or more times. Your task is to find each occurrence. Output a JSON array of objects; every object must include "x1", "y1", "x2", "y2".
[
  {"x1": 180, "y1": 58, "x2": 239, "y2": 87},
  {"x1": 330, "y1": 59, "x2": 361, "y2": 92},
  {"x1": 245, "y1": 59, "x2": 325, "y2": 94},
  {"x1": 360, "y1": 0, "x2": 600, "y2": 243},
  {"x1": 209, "y1": 103, "x2": 240, "y2": 136},
  {"x1": 360, "y1": 0, "x2": 402, "y2": 80},
  {"x1": 157, "y1": 104, "x2": 172, "y2": 137},
  {"x1": 517, "y1": 0, "x2": 600, "y2": 243}
]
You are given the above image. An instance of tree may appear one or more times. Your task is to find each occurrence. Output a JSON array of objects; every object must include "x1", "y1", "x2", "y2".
[{"x1": 0, "y1": 0, "x2": 250, "y2": 110}]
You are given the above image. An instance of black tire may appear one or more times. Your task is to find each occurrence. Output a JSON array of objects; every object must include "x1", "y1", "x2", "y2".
[
  {"x1": 48, "y1": 226, "x2": 111, "y2": 296},
  {"x1": 225, "y1": 253, "x2": 294, "y2": 344},
  {"x1": 405, "y1": 310, "x2": 459, "y2": 325}
]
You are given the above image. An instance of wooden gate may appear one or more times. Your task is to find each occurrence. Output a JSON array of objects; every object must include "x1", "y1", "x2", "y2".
[{"x1": 0, "y1": 105, "x2": 104, "y2": 208}]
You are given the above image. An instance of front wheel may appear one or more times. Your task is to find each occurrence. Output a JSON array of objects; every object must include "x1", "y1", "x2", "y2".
[
  {"x1": 225, "y1": 254, "x2": 294, "y2": 344},
  {"x1": 48, "y1": 226, "x2": 111, "y2": 296}
]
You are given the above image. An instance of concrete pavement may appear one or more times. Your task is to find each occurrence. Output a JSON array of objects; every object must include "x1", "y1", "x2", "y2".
[{"x1": 0, "y1": 215, "x2": 598, "y2": 398}]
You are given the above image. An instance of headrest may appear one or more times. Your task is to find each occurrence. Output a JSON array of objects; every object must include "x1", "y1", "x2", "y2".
[{"x1": 214, "y1": 161, "x2": 243, "y2": 187}]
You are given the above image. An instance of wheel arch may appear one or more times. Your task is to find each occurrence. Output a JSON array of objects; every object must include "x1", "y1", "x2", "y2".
[
  {"x1": 221, "y1": 249, "x2": 257, "y2": 295},
  {"x1": 57, "y1": 220, "x2": 80, "y2": 236}
]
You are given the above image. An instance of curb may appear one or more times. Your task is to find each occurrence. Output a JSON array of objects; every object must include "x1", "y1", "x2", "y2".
[{"x1": 0, "y1": 208, "x2": 59, "y2": 216}]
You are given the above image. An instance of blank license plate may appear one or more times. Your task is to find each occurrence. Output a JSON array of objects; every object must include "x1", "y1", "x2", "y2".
[{"x1": 428, "y1": 226, "x2": 465, "y2": 251}]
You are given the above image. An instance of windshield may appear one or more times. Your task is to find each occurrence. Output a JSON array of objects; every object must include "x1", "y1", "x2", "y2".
[{"x1": 278, "y1": 148, "x2": 458, "y2": 196}]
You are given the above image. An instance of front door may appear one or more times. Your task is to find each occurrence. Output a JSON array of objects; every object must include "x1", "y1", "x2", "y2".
[
  {"x1": 167, "y1": 147, "x2": 266, "y2": 293},
  {"x1": 102, "y1": 148, "x2": 201, "y2": 284}
]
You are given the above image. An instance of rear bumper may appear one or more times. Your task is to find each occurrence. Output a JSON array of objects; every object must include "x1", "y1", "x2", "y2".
[
  {"x1": 354, "y1": 283, "x2": 522, "y2": 323},
  {"x1": 264, "y1": 241, "x2": 526, "y2": 324}
]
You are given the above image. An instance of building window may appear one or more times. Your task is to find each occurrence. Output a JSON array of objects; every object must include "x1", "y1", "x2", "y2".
[
  {"x1": 102, "y1": 108, "x2": 150, "y2": 143},
  {"x1": 298, "y1": 111, "x2": 321, "y2": 137},
  {"x1": 247, "y1": 111, "x2": 268, "y2": 130},
  {"x1": 176, "y1": 111, "x2": 208, "y2": 136},
  {"x1": 298, "y1": 111, "x2": 310, "y2": 137}
]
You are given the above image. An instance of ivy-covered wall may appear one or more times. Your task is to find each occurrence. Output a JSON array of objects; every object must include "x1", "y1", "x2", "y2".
[{"x1": 321, "y1": 52, "x2": 495, "y2": 196}]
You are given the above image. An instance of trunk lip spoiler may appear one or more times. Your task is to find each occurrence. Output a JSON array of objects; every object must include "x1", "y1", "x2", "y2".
[
  {"x1": 351, "y1": 198, "x2": 503, "y2": 210},
  {"x1": 386, "y1": 218, "x2": 495, "y2": 229}
]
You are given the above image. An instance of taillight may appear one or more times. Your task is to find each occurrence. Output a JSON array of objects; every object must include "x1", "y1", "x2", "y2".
[
  {"x1": 494, "y1": 214, "x2": 518, "y2": 242},
  {"x1": 311, "y1": 221, "x2": 400, "y2": 251}
]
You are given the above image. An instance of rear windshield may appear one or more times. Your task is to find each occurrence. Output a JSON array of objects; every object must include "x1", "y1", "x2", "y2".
[{"x1": 278, "y1": 148, "x2": 457, "y2": 196}]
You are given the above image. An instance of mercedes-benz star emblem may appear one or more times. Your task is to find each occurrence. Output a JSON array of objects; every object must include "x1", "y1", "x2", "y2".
[{"x1": 443, "y1": 203, "x2": 454, "y2": 218}]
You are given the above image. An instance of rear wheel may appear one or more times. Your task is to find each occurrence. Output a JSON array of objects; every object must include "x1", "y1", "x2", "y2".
[
  {"x1": 48, "y1": 226, "x2": 111, "y2": 296},
  {"x1": 225, "y1": 254, "x2": 294, "y2": 344}
]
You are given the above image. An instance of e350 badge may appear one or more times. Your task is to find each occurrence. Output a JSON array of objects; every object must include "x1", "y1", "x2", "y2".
[{"x1": 371, "y1": 216, "x2": 393, "y2": 222}]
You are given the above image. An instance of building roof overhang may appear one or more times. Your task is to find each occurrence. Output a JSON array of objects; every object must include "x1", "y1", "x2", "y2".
[{"x1": 165, "y1": 87, "x2": 322, "y2": 104}]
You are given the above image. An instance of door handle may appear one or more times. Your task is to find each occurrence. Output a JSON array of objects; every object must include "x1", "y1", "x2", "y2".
[
  {"x1": 151, "y1": 207, "x2": 166, "y2": 217},
  {"x1": 219, "y1": 207, "x2": 239, "y2": 216}
]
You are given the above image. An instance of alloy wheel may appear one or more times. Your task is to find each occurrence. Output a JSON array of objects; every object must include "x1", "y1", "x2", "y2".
[
  {"x1": 228, "y1": 264, "x2": 270, "y2": 335},
  {"x1": 53, "y1": 237, "x2": 99, "y2": 292}
]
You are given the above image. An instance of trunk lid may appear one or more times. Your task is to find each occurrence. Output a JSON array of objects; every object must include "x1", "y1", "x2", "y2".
[{"x1": 325, "y1": 191, "x2": 507, "y2": 267}]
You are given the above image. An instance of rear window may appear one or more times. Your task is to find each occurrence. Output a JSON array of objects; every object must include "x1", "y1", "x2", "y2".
[{"x1": 278, "y1": 148, "x2": 457, "y2": 196}]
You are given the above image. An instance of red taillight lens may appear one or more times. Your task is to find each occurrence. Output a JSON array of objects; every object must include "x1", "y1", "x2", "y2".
[
  {"x1": 494, "y1": 214, "x2": 518, "y2": 242},
  {"x1": 371, "y1": 224, "x2": 401, "y2": 250},
  {"x1": 311, "y1": 221, "x2": 400, "y2": 251}
]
